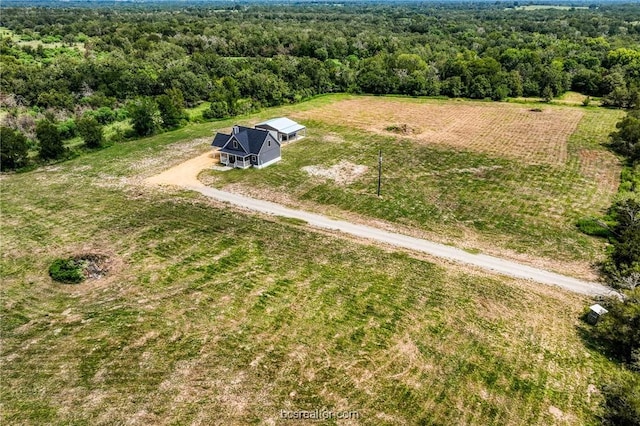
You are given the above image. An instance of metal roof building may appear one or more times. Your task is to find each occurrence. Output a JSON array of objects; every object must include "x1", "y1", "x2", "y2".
[{"x1": 255, "y1": 117, "x2": 306, "y2": 143}]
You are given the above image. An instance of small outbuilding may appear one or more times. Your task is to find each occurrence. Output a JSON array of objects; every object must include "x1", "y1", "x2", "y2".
[
  {"x1": 587, "y1": 304, "x2": 608, "y2": 325},
  {"x1": 255, "y1": 117, "x2": 306, "y2": 143}
]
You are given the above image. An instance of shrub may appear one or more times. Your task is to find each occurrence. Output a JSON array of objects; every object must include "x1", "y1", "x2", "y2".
[
  {"x1": 576, "y1": 217, "x2": 612, "y2": 238},
  {"x1": 127, "y1": 97, "x2": 162, "y2": 136},
  {"x1": 36, "y1": 119, "x2": 66, "y2": 161},
  {"x1": 592, "y1": 288, "x2": 640, "y2": 363},
  {"x1": 92, "y1": 107, "x2": 116, "y2": 125},
  {"x1": 57, "y1": 118, "x2": 77, "y2": 140},
  {"x1": 601, "y1": 375, "x2": 640, "y2": 426},
  {"x1": 81, "y1": 92, "x2": 117, "y2": 109},
  {"x1": 203, "y1": 101, "x2": 229, "y2": 120},
  {"x1": 0, "y1": 126, "x2": 29, "y2": 170},
  {"x1": 114, "y1": 108, "x2": 129, "y2": 121},
  {"x1": 77, "y1": 115, "x2": 105, "y2": 148},
  {"x1": 48, "y1": 258, "x2": 86, "y2": 284},
  {"x1": 157, "y1": 88, "x2": 187, "y2": 129}
]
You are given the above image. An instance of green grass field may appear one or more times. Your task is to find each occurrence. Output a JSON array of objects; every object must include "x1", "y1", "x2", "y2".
[
  {"x1": 202, "y1": 96, "x2": 624, "y2": 279},
  {"x1": 1, "y1": 95, "x2": 631, "y2": 425}
]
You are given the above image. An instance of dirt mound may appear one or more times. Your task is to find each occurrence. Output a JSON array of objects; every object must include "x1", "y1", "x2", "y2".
[
  {"x1": 385, "y1": 123, "x2": 420, "y2": 135},
  {"x1": 49, "y1": 252, "x2": 114, "y2": 284},
  {"x1": 76, "y1": 253, "x2": 113, "y2": 280}
]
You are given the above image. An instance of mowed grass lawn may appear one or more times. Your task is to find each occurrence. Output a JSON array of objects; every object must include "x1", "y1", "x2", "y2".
[
  {"x1": 0, "y1": 95, "x2": 631, "y2": 425},
  {"x1": 203, "y1": 96, "x2": 624, "y2": 277}
]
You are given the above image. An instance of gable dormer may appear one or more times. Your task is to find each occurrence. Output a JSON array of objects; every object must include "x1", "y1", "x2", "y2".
[{"x1": 222, "y1": 134, "x2": 249, "y2": 154}]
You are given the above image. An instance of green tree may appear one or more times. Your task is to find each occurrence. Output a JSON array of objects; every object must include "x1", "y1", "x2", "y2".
[
  {"x1": 601, "y1": 376, "x2": 640, "y2": 426},
  {"x1": 77, "y1": 115, "x2": 104, "y2": 148},
  {"x1": 542, "y1": 86, "x2": 554, "y2": 103},
  {"x1": 593, "y1": 287, "x2": 640, "y2": 363},
  {"x1": 127, "y1": 97, "x2": 162, "y2": 137},
  {"x1": 157, "y1": 88, "x2": 187, "y2": 129},
  {"x1": 492, "y1": 85, "x2": 510, "y2": 101},
  {"x1": 468, "y1": 75, "x2": 492, "y2": 99},
  {"x1": 604, "y1": 198, "x2": 640, "y2": 288},
  {"x1": 610, "y1": 110, "x2": 640, "y2": 163},
  {"x1": 207, "y1": 82, "x2": 228, "y2": 118},
  {"x1": 0, "y1": 126, "x2": 29, "y2": 170},
  {"x1": 221, "y1": 77, "x2": 240, "y2": 116},
  {"x1": 203, "y1": 100, "x2": 229, "y2": 120},
  {"x1": 36, "y1": 119, "x2": 65, "y2": 161},
  {"x1": 395, "y1": 53, "x2": 427, "y2": 73},
  {"x1": 442, "y1": 76, "x2": 464, "y2": 97}
]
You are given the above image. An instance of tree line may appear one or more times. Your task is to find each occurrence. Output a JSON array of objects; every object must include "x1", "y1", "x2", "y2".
[
  {"x1": 1, "y1": 3, "x2": 640, "y2": 111},
  {"x1": 2, "y1": 2, "x2": 640, "y2": 171},
  {"x1": 588, "y1": 109, "x2": 640, "y2": 426}
]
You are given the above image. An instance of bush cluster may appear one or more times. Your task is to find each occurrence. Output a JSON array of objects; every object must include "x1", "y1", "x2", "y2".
[{"x1": 48, "y1": 258, "x2": 86, "y2": 284}]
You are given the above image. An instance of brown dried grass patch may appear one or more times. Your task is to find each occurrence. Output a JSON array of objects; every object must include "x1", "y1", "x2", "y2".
[
  {"x1": 292, "y1": 98, "x2": 584, "y2": 165},
  {"x1": 302, "y1": 161, "x2": 369, "y2": 185},
  {"x1": 577, "y1": 149, "x2": 620, "y2": 195}
]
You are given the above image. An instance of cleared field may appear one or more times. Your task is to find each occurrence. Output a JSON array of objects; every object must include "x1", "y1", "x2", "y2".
[
  {"x1": 292, "y1": 97, "x2": 584, "y2": 166},
  {"x1": 512, "y1": 91, "x2": 599, "y2": 107},
  {"x1": 0, "y1": 27, "x2": 85, "y2": 53},
  {"x1": 513, "y1": 5, "x2": 589, "y2": 10},
  {"x1": 0, "y1": 127, "x2": 632, "y2": 425},
  {"x1": 204, "y1": 96, "x2": 624, "y2": 279}
]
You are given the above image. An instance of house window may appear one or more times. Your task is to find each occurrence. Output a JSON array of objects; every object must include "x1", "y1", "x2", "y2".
[
  {"x1": 252, "y1": 155, "x2": 257, "y2": 163},
  {"x1": 268, "y1": 140, "x2": 271, "y2": 147},
  {"x1": 233, "y1": 141, "x2": 238, "y2": 149}
]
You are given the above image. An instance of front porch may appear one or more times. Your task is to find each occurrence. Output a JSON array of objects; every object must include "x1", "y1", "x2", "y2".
[{"x1": 220, "y1": 153, "x2": 251, "y2": 169}]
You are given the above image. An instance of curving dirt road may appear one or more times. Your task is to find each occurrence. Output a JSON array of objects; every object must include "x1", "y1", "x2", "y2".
[{"x1": 145, "y1": 151, "x2": 616, "y2": 297}]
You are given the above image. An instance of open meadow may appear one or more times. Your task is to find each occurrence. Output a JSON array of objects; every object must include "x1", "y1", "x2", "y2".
[
  {"x1": 1, "y1": 95, "x2": 632, "y2": 425},
  {"x1": 202, "y1": 95, "x2": 624, "y2": 280}
]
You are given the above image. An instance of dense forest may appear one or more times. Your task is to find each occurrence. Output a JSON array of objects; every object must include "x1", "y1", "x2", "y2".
[
  {"x1": 2, "y1": 3, "x2": 640, "y2": 119},
  {"x1": 1, "y1": 1, "x2": 640, "y2": 162}
]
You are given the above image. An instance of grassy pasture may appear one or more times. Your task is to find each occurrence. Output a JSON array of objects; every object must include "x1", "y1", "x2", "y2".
[
  {"x1": 0, "y1": 94, "x2": 630, "y2": 425},
  {"x1": 202, "y1": 96, "x2": 624, "y2": 279},
  {"x1": 0, "y1": 133, "x2": 632, "y2": 426}
]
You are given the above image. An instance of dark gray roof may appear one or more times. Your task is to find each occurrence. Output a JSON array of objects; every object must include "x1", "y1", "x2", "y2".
[
  {"x1": 229, "y1": 126, "x2": 272, "y2": 154},
  {"x1": 213, "y1": 126, "x2": 276, "y2": 156},
  {"x1": 212, "y1": 133, "x2": 231, "y2": 148}
]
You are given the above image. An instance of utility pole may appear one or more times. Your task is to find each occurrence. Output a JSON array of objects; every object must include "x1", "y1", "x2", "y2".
[{"x1": 377, "y1": 149, "x2": 382, "y2": 197}]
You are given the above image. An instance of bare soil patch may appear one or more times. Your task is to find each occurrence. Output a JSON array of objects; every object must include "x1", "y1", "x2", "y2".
[
  {"x1": 322, "y1": 133, "x2": 345, "y2": 143},
  {"x1": 292, "y1": 98, "x2": 584, "y2": 165},
  {"x1": 302, "y1": 161, "x2": 368, "y2": 185},
  {"x1": 144, "y1": 151, "x2": 216, "y2": 187}
]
